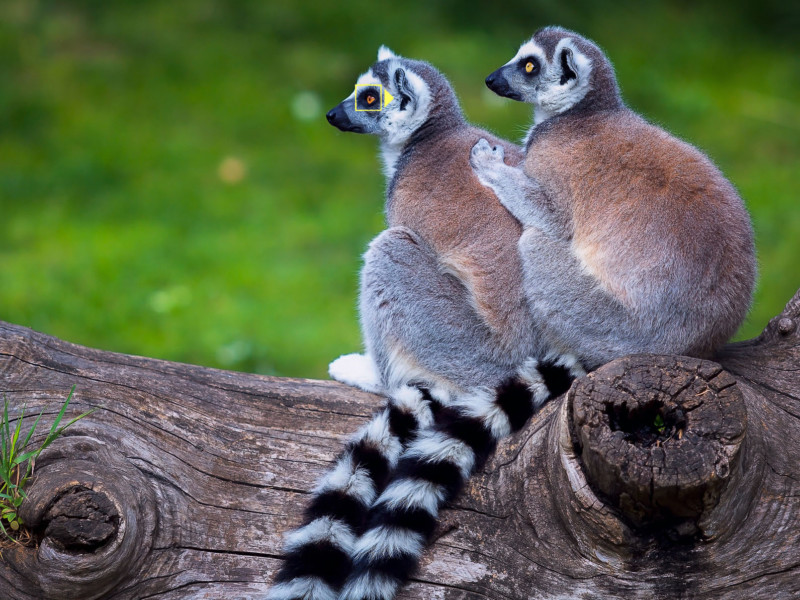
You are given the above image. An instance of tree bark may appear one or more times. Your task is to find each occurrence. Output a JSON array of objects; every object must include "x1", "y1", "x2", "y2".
[{"x1": 0, "y1": 289, "x2": 798, "y2": 599}]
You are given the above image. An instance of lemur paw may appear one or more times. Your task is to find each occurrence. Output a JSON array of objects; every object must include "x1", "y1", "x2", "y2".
[
  {"x1": 328, "y1": 353, "x2": 385, "y2": 394},
  {"x1": 470, "y1": 138, "x2": 506, "y2": 187}
]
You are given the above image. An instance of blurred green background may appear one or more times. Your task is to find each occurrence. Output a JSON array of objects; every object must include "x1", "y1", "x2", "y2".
[{"x1": 1, "y1": 1, "x2": 798, "y2": 379}]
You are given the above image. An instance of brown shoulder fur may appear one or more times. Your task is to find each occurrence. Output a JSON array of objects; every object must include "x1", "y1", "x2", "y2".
[{"x1": 388, "y1": 125, "x2": 529, "y2": 353}]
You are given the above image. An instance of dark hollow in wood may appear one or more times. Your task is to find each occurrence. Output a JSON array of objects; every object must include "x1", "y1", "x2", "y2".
[
  {"x1": 43, "y1": 488, "x2": 120, "y2": 552},
  {"x1": 569, "y1": 356, "x2": 747, "y2": 538},
  {"x1": 0, "y1": 285, "x2": 797, "y2": 599}
]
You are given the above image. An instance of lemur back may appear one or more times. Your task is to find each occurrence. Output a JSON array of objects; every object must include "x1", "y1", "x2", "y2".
[
  {"x1": 388, "y1": 126, "x2": 528, "y2": 356},
  {"x1": 471, "y1": 26, "x2": 756, "y2": 369},
  {"x1": 527, "y1": 111, "x2": 753, "y2": 356}
]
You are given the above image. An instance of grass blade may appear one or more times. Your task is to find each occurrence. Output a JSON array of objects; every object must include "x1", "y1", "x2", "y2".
[
  {"x1": 11, "y1": 450, "x2": 38, "y2": 467},
  {"x1": 47, "y1": 386, "x2": 74, "y2": 439},
  {"x1": 1, "y1": 398, "x2": 10, "y2": 471},
  {"x1": 9, "y1": 404, "x2": 25, "y2": 462},
  {"x1": 21, "y1": 406, "x2": 44, "y2": 450}
]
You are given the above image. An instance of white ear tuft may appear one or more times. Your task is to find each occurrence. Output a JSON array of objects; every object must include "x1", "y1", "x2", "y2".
[
  {"x1": 555, "y1": 39, "x2": 592, "y2": 84},
  {"x1": 377, "y1": 45, "x2": 397, "y2": 61}
]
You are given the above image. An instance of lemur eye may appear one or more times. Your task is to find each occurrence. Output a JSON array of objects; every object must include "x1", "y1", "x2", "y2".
[
  {"x1": 356, "y1": 87, "x2": 381, "y2": 111},
  {"x1": 522, "y1": 58, "x2": 539, "y2": 75}
]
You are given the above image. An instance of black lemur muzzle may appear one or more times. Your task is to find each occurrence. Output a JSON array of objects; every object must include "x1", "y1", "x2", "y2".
[
  {"x1": 485, "y1": 68, "x2": 522, "y2": 101},
  {"x1": 326, "y1": 104, "x2": 365, "y2": 133}
]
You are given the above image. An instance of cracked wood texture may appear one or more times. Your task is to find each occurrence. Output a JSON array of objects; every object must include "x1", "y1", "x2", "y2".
[{"x1": 0, "y1": 288, "x2": 798, "y2": 599}]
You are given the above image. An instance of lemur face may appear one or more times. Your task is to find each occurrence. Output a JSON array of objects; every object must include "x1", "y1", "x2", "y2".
[
  {"x1": 326, "y1": 47, "x2": 432, "y2": 146},
  {"x1": 486, "y1": 33, "x2": 593, "y2": 124}
]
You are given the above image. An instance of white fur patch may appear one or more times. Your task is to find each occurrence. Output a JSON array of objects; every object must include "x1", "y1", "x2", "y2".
[
  {"x1": 426, "y1": 384, "x2": 454, "y2": 406},
  {"x1": 379, "y1": 62, "x2": 432, "y2": 148},
  {"x1": 353, "y1": 525, "x2": 424, "y2": 561},
  {"x1": 355, "y1": 408, "x2": 403, "y2": 466},
  {"x1": 379, "y1": 142, "x2": 403, "y2": 179},
  {"x1": 313, "y1": 453, "x2": 377, "y2": 505},
  {"x1": 506, "y1": 39, "x2": 547, "y2": 68},
  {"x1": 328, "y1": 352, "x2": 384, "y2": 394},
  {"x1": 517, "y1": 357, "x2": 551, "y2": 410},
  {"x1": 266, "y1": 577, "x2": 337, "y2": 600},
  {"x1": 451, "y1": 389, "x2": 511, "y2": 440},
  {"x1": 377, "y1": 45, "x2": 397, "y2": 61},
  {"x1": 341, "y1": 68, "x2": 383, "y2": 106},
  {"x1": 389, "y1": 385, "x2": 434, "y2": 429},
  {"x1": 283, "y1": 516, "x2": 355, "y2": 555},
  {"x1": 543, "y1": 350, "x2": 586, "y2": 378},
  {"x1": 356, "y1": 68, "x2": 382, "y2": 87},
  {"x1": 340, "y1": 572, "x2": 398, "y2": 600},
  {"x1": 404, "y1": 430, "x2": 475, "y2": 480},
  {"x1": 376, "y1": 478, "x2": 444, "y2": 516},
  {"x1": 534, "y1": 38, "x2": 593, "y2": 124}
]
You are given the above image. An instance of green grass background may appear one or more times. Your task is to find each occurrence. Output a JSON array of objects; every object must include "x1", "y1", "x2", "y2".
[{"x1": 1, "y1": 0, "x2": 798, "y2": 379}]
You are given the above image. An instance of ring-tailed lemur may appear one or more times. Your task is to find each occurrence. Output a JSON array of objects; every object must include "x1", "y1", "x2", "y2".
[
  {"x1": 266, "y1": 47, "x2": 582, "y2": 600},
  {"x1": 470, "y1": 26, "x2": 756, "y2": 370}
]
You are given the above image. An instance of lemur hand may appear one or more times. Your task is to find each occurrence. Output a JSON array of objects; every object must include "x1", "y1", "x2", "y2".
[{"x1": 470, "y1": 138, "x2": 507, "y2": 188}]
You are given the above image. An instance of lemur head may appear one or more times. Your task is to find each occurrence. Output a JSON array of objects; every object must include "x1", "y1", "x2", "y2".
[
  {"x1": 486, "y1": 27, "x2": 622, "y2": 124},
  {"x1": 326, "y1": 46, "x2": 463, "y2": 149}
]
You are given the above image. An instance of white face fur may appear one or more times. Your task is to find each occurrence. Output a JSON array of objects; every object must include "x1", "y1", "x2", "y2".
[{"x1": 503, "y1": 38, "x2": 593, "y2": 125}]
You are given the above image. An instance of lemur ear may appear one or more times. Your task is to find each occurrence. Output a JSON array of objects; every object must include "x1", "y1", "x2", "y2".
[
  {"x1": 377, "y1": 45, "x2": 397, "y2": 61},
  {"x1": 394, "y1": 68, "x2": 414, "y2": 110},
  {"x1": 559, "y1": 47, "x2": 578, "y2": 85}
]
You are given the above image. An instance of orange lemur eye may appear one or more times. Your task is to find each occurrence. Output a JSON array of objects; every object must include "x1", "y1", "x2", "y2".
[
  {"x1": 525, "y1": 61, "x2": 534, "y2": 73},
  {"x1": 367, "y1": 95, "x2": 376, "y2": 105}
]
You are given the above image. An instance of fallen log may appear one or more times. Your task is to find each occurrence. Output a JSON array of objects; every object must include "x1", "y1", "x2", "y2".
[{"x1": 0, "y1": 288, "x2": 798, "y2": 599}]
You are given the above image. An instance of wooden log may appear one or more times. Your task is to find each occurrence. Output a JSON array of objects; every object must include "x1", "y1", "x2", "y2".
[{"x1": 0, "y1": 287, "x2": 798, "y2": 599}]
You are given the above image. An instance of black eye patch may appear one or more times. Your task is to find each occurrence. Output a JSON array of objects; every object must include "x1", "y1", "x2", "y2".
[
  {"x1": 520, "y1": 57, "x2": 540, "y2": 76},
  {"x1": 356, "y1": 87, "x2": 382, "y2": 111}
]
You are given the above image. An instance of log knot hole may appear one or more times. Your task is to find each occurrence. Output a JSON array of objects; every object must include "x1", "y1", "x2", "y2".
[
  {"x1": 13, "y1": 436, "x2": 158, "y2": 599},
  {"x1": 605, "y1": 400, "x2": 687, "y2": 449},
  {"x1": 569, "y1": 355, "x2": 747, "y2": 540},
  {"x1": 42, "y1": 486, "x2": 120, "y2": 552}
]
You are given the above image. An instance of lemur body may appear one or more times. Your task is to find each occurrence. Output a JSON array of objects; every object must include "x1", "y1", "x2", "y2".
[
  {"x1": 471, "y1": 27, "x2": 756, "y2": 369},
  {"x1": 327, "y1": 50, "x2": 539, "y2": 393},
  {"x1": 267, "y1": 49, "x2": 578, "y2": 600},
  {"x1": 385, "y1": 123, "x2": 529, "y2": 358}
]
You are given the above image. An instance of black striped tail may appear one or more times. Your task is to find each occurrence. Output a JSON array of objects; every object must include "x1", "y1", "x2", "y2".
[
  {"x1": 337, "y1": 383, "x2": 536, "y2": 600},
  {"x1": 337, "y1": 356, "x2": 583, "y2": 600},
  {"x1": 266, "y1": 386, "x2": 438, "y2": 600}
]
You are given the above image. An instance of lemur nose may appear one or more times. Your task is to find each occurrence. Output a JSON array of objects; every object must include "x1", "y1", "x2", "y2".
[
  {"x1": 326, "y1": 109, "x2": 337, "y2": 124},
  {"x1": 485, "y1": 72, "x2": 498, "y2": 88}
]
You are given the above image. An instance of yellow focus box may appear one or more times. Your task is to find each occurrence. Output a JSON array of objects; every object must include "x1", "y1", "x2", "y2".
[{"x1": 354, "y1": 84, "x2": 394, "y2": 111}]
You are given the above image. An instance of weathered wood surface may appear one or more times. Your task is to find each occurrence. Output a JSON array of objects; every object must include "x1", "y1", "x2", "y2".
[{"x1": 0, "y1": 288, "x2": 798, "y2": 599}]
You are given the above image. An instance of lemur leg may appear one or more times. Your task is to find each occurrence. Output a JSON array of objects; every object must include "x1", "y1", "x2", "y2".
[
  {"x1": 517, "y1": 227, "x2": 647, "y2": 370},
  {"x1": 329, "y1": 352, "x2": 384, "y2": 395},
  {"x1": 338, "y1": 382, "x2": 536, "y2": 600},
  {"x1": 330, "y1": 225, "x2": 523, "y2": 394},
  {"x1": 469, "y1": 139, "x2": 566, "y2": 237},
  {"x1": 359, "y1": 226, "x2": 521, "y2": 392}
]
